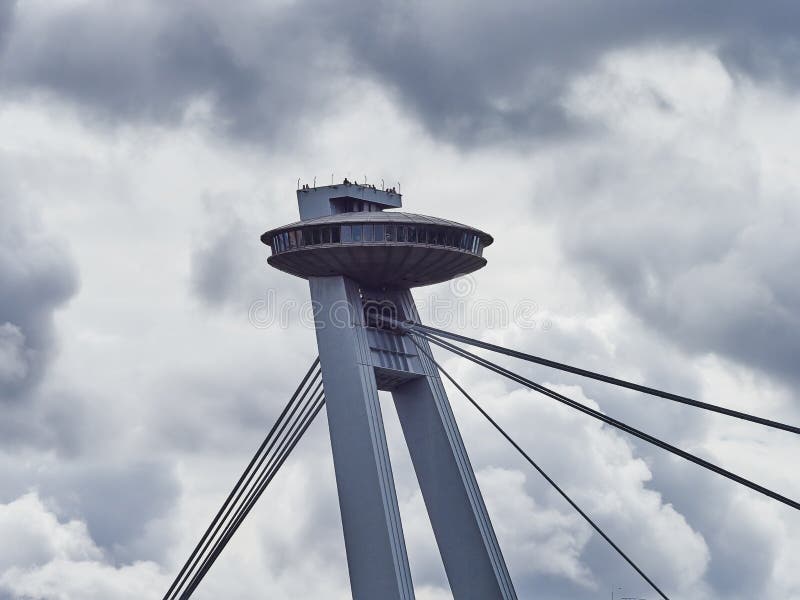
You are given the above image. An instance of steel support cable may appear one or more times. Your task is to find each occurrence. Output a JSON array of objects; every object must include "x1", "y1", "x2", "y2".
[
  {"x1": 175, "y1": 380, "x2": 323, "y2": 598},
  {"x1": 414, "y1": 331, "x2": 800, "y2": 511},
  {"x1": 405, "y1": 322, "x2": 800, "y2": 436},
  {"x1": 409, "y1": 338, "x2": 670, "y2": 600},
  {"x1": 174, "y1": 381, "x2": 324, "y2": 600},
  {"x1": 179, "y1": 388, "x2": 325, "y2": 599},
  {"x1": 180, "y1": 390, "x2": 326, "y2": 599},
  {"x1": 166, "y1": 370, "x2": 322, "y2": 600},
  {"x1": 164, "y1": 358, "x2": 321, "y2": 600}
]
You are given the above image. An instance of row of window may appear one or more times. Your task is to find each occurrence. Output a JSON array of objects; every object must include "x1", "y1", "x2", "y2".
[
  {"x1": 330, "y1": 198, "x2": 382, "y2": 213},
  {"x1": 271, "y1": 224, "x2": 484, "y2": 256}
]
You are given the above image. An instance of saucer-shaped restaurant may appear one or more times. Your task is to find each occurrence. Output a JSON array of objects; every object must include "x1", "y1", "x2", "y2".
[{"x1": 261, "y1": 211, "x2": 493, "y2": 288}]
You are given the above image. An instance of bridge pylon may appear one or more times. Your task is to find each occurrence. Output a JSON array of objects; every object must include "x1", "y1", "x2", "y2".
[{"x1": 262, "y1": 183, "x2": 516, "y2": 600}]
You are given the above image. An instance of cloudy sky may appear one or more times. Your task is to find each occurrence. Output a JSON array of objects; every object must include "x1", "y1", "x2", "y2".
[{"x1": 2, "y1": 1, "x2": 800, "y2": 598}]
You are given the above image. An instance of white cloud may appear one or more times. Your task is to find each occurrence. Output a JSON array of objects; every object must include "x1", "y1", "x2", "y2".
[
  {"x1": 478, "y1": 467, "x2": 595, "y2": 586},
  {"x1": 0, "y1": 18, "x2": 797, "y2": 600},
  {"x1": 0, "y1": 493, "x2": 167, "y2": 600}
]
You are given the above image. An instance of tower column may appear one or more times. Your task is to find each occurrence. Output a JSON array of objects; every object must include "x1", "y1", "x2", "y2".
[
  {"x1": 263, "y1": 181, "x2": 513, "y2": 599},
  {"x1": 392, "y1": 290, "x2": 517, "y2": 600},
  {"x1": 309, "y1": 275, "x2": 415, "y2": 600}
]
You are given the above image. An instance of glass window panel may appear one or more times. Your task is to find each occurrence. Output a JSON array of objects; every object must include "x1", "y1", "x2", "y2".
[
  {"x1": 397, "y1": 226, "x2": 406, "y2": 242},
  {"x1": 288, "y1": 230, "x2": 297, "y2": 249},
  {"x1": 331, "y1": 227, "x2": 340, "y2": 243},
  {"x1": 374, "y1": 224, "x2": 384, "y2": 241},
  {"x1": 341, "y1": 225, "x2": 352, "y2": 242},
  {"x1": 297, "y1": 230, "x2": 306, "y2": 247},
  {"x1": 321, "y1": 228, "x2": 331, "y2": 244},
  {"x1": 352, "y1": 224, "x2": 362, "y2": 242},
  {"x1": 418, "y1": 228, "x2": 427, "y2": 244},
  {"x1": 429, "y1": 228, "x2": 439, "y2": 245},
  {"x1": 386, "y1": 225, "x2": 396, "y2": 242},
  {"x1": 311, "y1": 228, "x2": 320, "y2": 245},
  {"x1": 407, "y1": 226, "x2": 417, "y2": 243},
  {"x1": 362, "y1": 224, "x2": 373, "y2": 241}
]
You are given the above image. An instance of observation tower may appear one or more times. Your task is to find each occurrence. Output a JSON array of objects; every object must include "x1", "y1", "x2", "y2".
[{"x1": 262, "y1": 182, "x2": 516, "y2": 600}]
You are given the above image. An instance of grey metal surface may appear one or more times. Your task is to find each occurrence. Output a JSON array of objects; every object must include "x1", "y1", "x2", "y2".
[
  {"x1": 309, "y1": 275, "x2": 415, "y2": 600},
  {"x1": 367, "y1": 327, "x2": 425, "y2": 390},
  {"x1": 268, "y1": 243, "x2": 486, "y2": 288},
  {"x1": 266, "y1": 182, "x2": 514, "y2": 599},
  {"x1": 263, "y1": 210, "x2": 493, "y2": 245},
  {"x1": 392, "y1": 290, "x2": 518, "y2": 600},
  {"x1": 297, "y1": 183, "x2": 402, "y2": 220}
]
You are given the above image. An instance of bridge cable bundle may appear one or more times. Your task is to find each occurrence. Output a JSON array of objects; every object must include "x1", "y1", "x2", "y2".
[
  {"x1": 169, "y1": 318, "x2": 800, "y2": 599},
  {"x1": 406, "y1": 321, "x2": 800, "y2": 435},
  {"x1": 410, "y1": 338, "x2": 670, "y2": 600},
  {"x1": 163, "y1": 358, "x2": 325, "y2": 600},
  {"x1": 412, "y1": 330, "x2": 800, "y2": 510},
  {"x1": 401, "y1": 324, "x2": 800, "y2": 597}
]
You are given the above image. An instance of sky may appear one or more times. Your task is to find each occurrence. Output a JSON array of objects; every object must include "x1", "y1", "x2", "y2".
[{"x1": 1, "y1": 1, "x2": 800, "y2": 598}]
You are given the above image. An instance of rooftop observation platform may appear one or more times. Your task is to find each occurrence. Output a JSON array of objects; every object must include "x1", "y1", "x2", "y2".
[
  {"x1": 295, "y1": 181, "x2": 402, "y2": 220},
  {"x1": 262, "y1": 182, "x2": 493, "y2": 289}
]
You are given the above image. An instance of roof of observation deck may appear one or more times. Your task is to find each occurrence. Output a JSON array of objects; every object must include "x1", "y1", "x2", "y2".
[{"x1": 261, "y1": 211, "x2": 493, "y2": 246}]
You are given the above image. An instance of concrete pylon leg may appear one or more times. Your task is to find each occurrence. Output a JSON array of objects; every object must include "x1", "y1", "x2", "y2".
[
  {"x1": 392, "y1": 292, "x2": 517, "y2": 600},
  {"x1": 309, "y1": 276, "x2": 415, "y2": 600}
]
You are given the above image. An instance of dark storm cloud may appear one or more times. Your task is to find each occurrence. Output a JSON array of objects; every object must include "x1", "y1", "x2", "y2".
[
  {"x1": 0, "y1": 455, "x2": 179, "y2": 564},
  {"x1": 0, "y1": 188, "x2": 78, "y2": 401},
  {"x1": 0, "y1": 1, "x2": 343, "y2": 143},
  {"x1": 189, "y1": 210, "x2": 257, "y2": 308},
  {"x1": 44, "y1": 460, "x2": 180, "y2": 563},
  {"x1": 190, "y1": 221, "x2": 245, "y2": 307},
  {"x1": 0, "y1": 1, "x2": 13, "y2": 42},
  {"x1": 541, "y1": 144, "x2": 800, "y2": 387},
  {"x1": 189, "y1": 199, "x2": 300, "y2": 308},
  {"x1": 333, "y1": 0, "x2": 800, "y2": 145},
  {"x1": 1, "y1": 1, "x2": 799, "y2": 146}
]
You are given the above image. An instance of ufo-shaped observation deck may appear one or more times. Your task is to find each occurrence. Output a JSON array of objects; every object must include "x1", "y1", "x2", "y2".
[{"x1": 261, "y1": 210, "x2": 492, "y2": 288}]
